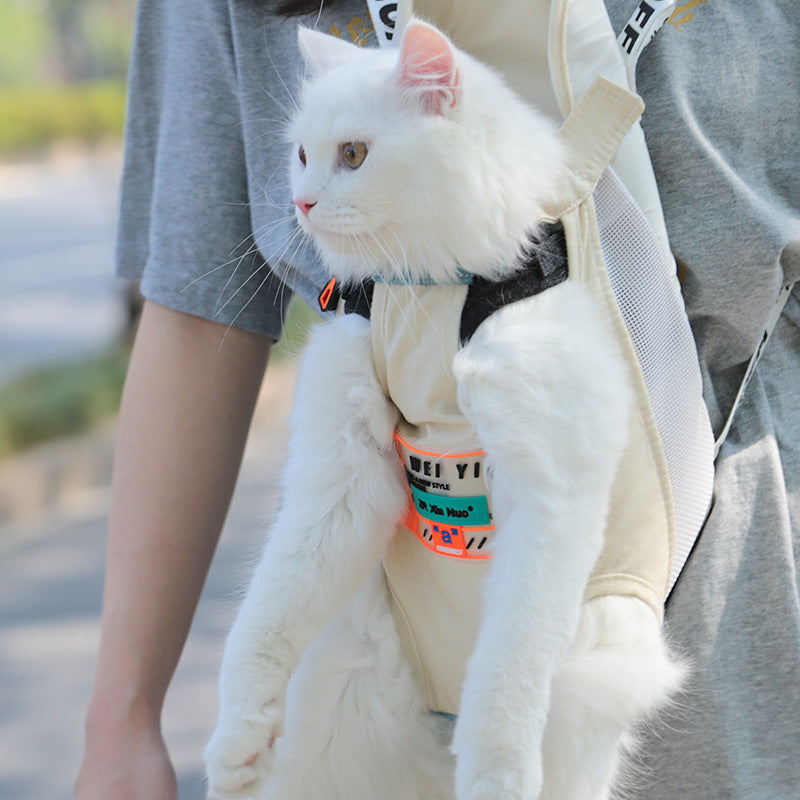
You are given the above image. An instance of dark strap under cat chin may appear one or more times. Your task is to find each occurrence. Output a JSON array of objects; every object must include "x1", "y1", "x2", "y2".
[
  {"x1": 318, "y1": 277, "x2": 375, "y2": 319},
  {"x1": 459, "y1": 222, "x2": 568, "y2": 344},
  {"x1": 316, "y1": 223, "x2": 569, "y2": 338}
]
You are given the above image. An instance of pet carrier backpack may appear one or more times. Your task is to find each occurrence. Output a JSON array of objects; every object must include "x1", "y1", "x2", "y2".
[{"x1": 365, "y1": 0, "x2": 719, "y2": 602}]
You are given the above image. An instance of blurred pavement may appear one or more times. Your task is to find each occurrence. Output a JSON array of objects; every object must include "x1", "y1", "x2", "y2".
[
  {"x1": 0, "y1": 363, "x2": 297, "y2": 800},
  {"x1": 0, "y1": 148, "x2": 127, "y2": 385}
]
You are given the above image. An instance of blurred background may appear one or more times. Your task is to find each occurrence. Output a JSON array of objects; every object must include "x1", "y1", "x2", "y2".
[
  {"x1": 0, "y1": 4, "x2": 304, "y2": 798},
  {"x1": 0, "y1": 0, "x2": 136, "y2": 451}
]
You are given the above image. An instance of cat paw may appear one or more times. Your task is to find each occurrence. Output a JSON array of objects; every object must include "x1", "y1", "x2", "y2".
[
  {"x1": 453, "y1": 719, "x2": 541, "y2": 800},
  {"x1": 455, "y1": 761, "x2": 540, "y2": 800},
  {"x1": 204, "y1": 702, "x2": 284, "y2": 799}
]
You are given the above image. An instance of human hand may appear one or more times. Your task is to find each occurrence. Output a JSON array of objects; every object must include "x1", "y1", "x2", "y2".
[{"x1": 75, "y1": 718, "x2": 177, "y2": 800}]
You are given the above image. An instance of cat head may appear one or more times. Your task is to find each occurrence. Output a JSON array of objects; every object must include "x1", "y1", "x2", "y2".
[{"x1": 288, "y1": 19, "x2": 564, "y2": 285}]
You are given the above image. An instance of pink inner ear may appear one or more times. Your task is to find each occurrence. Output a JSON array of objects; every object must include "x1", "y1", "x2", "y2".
[{"x1": 398, "y1": 23, "x2": 460, "y2": 113}]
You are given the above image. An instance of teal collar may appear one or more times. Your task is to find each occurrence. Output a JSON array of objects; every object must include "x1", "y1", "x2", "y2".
[{"x1": 372, "y1": 266, "x2": 474, "y2": 285}]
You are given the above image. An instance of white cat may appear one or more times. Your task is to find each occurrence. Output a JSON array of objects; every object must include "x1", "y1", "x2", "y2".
[{"x1": 204, "y1": 19, "x2": 684, "y2": 800}]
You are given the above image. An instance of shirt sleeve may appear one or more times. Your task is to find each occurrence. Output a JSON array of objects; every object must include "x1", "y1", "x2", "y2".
[{"x1": 115, "y1": 0, "x2": 291, "y2": 340}]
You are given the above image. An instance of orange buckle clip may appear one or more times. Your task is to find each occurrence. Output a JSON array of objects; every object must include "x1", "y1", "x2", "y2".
[{"x1": 318, "y1": 277, "x2": 340, "y2": 312}]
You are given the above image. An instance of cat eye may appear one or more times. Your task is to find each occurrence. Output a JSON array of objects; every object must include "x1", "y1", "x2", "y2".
[
  {"x1": 298, "y1": 144, "x2": 307, "y2": 167},
  {"x1": 339, "y1": 141, "x2": 368, "y2": 170}
]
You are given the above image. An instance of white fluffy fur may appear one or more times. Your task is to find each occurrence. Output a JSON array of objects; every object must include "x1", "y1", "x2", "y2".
[{"x1": 205, "y1": 20, "x2": 684, "y2": 800}]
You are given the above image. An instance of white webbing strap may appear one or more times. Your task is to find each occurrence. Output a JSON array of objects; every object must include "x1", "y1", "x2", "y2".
[
  {"x1": 617, "y1": 1, "x2": 678, "y2": 89},
  {"x1": 714, "y1": 281, "x2": 796, "y2": 458},
  {"x1": 366, "y1": 0, "x2": 409, "y2": 47},
  {"x1": 670, "y1": 279, "x2": 796, "y2": 593},
  {"x1": 615, "y1": 6, "x2": 798, "y2": 452}
]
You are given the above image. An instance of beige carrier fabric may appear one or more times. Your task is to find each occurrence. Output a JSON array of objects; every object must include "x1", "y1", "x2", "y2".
[
  {"x1": 593, "y1": 168, "x2": 715, "y2": 593},
  {"x1": 412, "y1": 0, "x2": 559, "y2": 118},
  {"x1": 371, "y1": 282, "x2": 488, "y2": 714},
  {"x1": 372, "y1": 79, "x2": 673, "y2": 715},
  {"x1": 544, "y1": 77, "x2": 674, "y2": 612}
]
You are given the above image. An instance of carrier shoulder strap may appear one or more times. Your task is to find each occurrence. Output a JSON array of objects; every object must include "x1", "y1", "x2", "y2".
[
  {"x1": 613, "y1": 2, "x2": 798, "y2": 457},
  {"x1": 613, "y1": 3, "x2": 798, "y2": 585},
  {"x1": 616, "y1": 0, "x2": 679, "y2": 89},
  {"x1": 714, "y1": 281, "x2": 796, "y2": 457}
]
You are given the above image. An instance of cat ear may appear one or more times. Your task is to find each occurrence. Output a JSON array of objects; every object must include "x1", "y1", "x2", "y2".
[
  {"x1": 395, "y1": 20, "x2": 460, "y2": 115},
  {"x1": 297, "y1": 26, "x2": 363, "y2": 78}
]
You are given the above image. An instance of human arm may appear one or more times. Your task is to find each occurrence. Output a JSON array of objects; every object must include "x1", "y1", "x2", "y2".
[{"x1": 75, "y1": 299, "x2": 271, "y2": 800}]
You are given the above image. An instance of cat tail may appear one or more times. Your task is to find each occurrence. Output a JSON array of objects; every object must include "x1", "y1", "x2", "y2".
[
  {"x1": 539, "y1": 595, "x2": 687, "y2": 800},
  {"x1": 265, "y1": 568, "x2": 455, "y2": 800}
]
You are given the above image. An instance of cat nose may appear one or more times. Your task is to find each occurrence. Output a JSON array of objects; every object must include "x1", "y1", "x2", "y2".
[{"x1": 295, "y1": 199, "x2": 317, "y2": 217}]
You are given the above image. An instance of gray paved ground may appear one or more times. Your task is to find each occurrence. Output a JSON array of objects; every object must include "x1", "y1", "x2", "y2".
[
  {"x1": 0, "y1": 150, "x2": 126, "y2": 386},
  {"x1": 0, "y1": 365, "x2": 296, "y2": 800}
]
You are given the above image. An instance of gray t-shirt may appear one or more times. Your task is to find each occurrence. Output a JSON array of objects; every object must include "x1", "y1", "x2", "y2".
[{"x1": 117, "y1": 1, "x2": 800, "y2": 797}]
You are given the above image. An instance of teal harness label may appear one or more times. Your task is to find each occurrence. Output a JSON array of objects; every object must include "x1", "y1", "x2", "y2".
[{"x1": 409, "y1": 484, "x2": 491, "y2": 527}]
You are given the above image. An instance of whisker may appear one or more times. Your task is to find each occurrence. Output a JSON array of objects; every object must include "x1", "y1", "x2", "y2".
[
  {"x1": 179, "y1": 202, "x2": 295, "y2": 296},
  {"x1": 213, "y1": 244, "x2": 262, "y2": 318},
  {"x1": 180, "y1": 240, "x2": 262, "y2": 294},
  {"x1": 249, "y1": 70, "x2": 296, "y2": 121},
  {"x1": 364, "y1": 227, "x2": 437, "y2": 331},
  {"x1": 266, "y1": 229, "x2": 316, "y2": 310},
  {"x1": 214, "y1": 247, "x2": 267, "y2": 318},
  {"x1": 226, "y1": 118, "x2": 292, "y2": 144},
  {"x1": 258, "y1": 22, "x2": 302, "y2": 116},
  {"x1": 257, "y1": 160, "x2": 287, "y2": 200},
  {"x1": 363, "y1": 207, "x2": 403, "y2": 227},
  {"x1": 259, "y1": 46, "x2": 300, "y2": 116},
  {"x1": 368, "y1": 226, "x2": 408, "y2": 282},
  {"x1": 219, "y1": 244, "x2": 299, "y2": 348},
  {"x1": 212, "y1": 227, "x2": 300, "y2": 318},
  {"x1": 313, "y1": 0, "x2": 325, "y2": 29}
]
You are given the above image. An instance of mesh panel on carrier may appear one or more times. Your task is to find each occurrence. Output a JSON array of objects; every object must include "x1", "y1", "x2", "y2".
[{"x1": 594, "y1": 168, "x2": 715, "y2": 592}]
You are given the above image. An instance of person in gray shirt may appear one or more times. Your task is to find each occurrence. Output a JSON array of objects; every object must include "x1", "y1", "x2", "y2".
[
  {"x1": 604, "y1": 2, "x2": 800, "y2": 797},
  {"x1": 76, "y1": 1, "x2": 799, "y2": 798}
]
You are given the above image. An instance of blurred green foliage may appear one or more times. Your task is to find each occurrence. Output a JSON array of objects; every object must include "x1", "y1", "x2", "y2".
[
  {"x1": 0, "y1": 0, "x2": 135, "y2": 85},
  {"x1": 0, "y1": 82, "x2": 126, "y2": 156},
  {"x1": 0, "y1": 346, "x2": 130, "y2": 459},
  {"x1": 272, "y1": 297, "x2": 322, "y2": 362},
  {"x1": 0, "y1": 1, "x2": 50, "y2": 83},
  {"x1": 0, "y1": 0, "x2": 134, "y2": 155}
]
